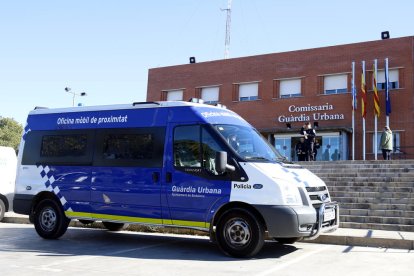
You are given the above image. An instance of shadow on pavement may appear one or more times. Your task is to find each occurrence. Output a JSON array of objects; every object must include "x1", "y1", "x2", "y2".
[{"x1": 0, "y1": 225, "x2": 299, "y2": 261}]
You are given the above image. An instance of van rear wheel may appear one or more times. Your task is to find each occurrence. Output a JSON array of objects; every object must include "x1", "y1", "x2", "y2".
[
  {"x1": 0, "y1": 198, "x2": 6, "y2": 222},
  {"x1": 102, "y1": 221, "x2": 127, "y2": 231},
  {"x1": 34, "y1": 198, "x2": 70, "y2": 239},
  {"x1": 216, "y1": 209, "x2": 264, "y2": 258}
]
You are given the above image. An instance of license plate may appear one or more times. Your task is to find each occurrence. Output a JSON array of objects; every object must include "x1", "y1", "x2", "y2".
[{"x1": 324, "y1": 208, "x2": 336, "y2": 222}]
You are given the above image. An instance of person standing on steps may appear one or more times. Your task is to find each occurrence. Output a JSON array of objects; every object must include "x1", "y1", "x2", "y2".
[
  {"x1": 295, "y1": 137, "x2": 308, "y2": 161},
  {"x1": 380, "y1": 126, "x2": 393, "y2": 160},
  {"x1": 302, "y1": 122, "x2": 316, "y2": 161}
]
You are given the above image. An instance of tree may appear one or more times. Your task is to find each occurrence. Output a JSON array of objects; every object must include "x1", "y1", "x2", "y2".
[{"x1": 0, "y1": 117, "x2": 23, "y2": 152}]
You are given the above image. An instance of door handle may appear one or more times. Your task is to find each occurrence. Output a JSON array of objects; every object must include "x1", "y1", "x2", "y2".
[
  {"x1": 152, "y1": 172, "x2": 160, "y2": 183},
  {"x1": 166, "y1": 172, "x2": 172, "y2": 183}
]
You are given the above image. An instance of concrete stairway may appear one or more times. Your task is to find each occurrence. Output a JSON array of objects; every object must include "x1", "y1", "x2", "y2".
[{"x1": 300, "y1": 160, "x2": 414, "y2": 232}]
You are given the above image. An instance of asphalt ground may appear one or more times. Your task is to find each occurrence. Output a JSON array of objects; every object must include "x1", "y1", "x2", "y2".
[{"x1": 0, "y1": 223, "x2": 413, "y2": 276}]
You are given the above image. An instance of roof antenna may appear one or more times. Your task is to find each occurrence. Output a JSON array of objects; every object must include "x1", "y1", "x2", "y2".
[{"x1": 221, "y1": 0, "x2": 233, "y2": 59}]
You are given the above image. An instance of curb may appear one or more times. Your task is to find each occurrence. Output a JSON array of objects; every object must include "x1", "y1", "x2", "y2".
[
  {"x1": 303, "y1": 233, "x2": 414, "y2": 250},
  {"x1": 2, "y1": 215, "x2": 413, "y2": 250}
]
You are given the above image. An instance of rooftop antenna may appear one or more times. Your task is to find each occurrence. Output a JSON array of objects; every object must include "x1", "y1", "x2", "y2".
[{"x1": 222, "y1": 0, "x2": 232, "y2": 59}]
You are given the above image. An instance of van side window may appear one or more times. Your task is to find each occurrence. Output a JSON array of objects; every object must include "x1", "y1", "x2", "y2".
[
  {"x1": 22, "y1": 130, "x2": 94, "y2": 166},
  {"x1": 102, "y1": 134, "x2": 153, "y2": 160},
  {"x1": 174, "y1": 125, "x2": 225, "y2": 174},
  {"x1": 94, "y1": 127, "x2": 165, "y2": 167},
  {"x1": 174, "y1": 125, "x2": 201, "y2": 168},
  {"x1": 41, "y1": 135, "x2": 87, "y2": 157}
]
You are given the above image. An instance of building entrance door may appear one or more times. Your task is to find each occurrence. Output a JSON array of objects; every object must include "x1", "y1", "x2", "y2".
[{"x1": 274, "y1": 132, "x2": 346, "y2": 161}]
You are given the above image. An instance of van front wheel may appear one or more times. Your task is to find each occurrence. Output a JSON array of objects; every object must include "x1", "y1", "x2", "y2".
[
  {"x1": 216, "y1": 209, "x2": 264, "y2": 258},
  {"x1": 34, "y1": 199, "x2": 70, "y2": 239}
]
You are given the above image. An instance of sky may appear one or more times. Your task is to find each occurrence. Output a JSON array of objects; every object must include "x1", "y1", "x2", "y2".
[{"x1": 1, "y1": 0, "x2": 413, "y2": 125}]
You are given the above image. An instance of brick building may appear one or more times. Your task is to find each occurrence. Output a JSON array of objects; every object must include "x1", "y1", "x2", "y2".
[{"x1": 147, "y1": 36, "x2": 414, "y2": 161}]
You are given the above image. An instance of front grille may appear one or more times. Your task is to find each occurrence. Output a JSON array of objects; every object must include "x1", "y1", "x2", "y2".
[
  {"x1": 306, "y1": 186, "x2": 327, "y2": 192},
  {"x1": 305, "y1": 186, "x2": 330, "y2": 207}
]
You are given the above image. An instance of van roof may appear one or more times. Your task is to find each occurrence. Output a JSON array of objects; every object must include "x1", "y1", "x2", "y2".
[
  {"x1": 29, "y1": 101, "x2": 218, "y2": 115},
  {"x1": 24, "y1": 101, "x2": 248, "y2": 131}
]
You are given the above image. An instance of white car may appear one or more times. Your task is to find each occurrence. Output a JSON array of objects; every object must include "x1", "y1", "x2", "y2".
[{"x1": 0, "y1": 146, "x2": 17, "y2": 221}]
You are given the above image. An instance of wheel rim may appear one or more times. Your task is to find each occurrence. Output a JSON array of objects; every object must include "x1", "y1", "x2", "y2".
[
  {"x1": 224, "y1": 218, "x2": 251, "y2": 247},
  {"x1": 40, "y1": 207, "x2": 57, "y2": 232}
]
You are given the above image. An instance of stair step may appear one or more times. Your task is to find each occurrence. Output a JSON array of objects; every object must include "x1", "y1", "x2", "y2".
[
  {"x1": 327, "y1": 182, "x2": 414, "y2": 188},
  {"x1": 320, "y1": 177, "x2": 413, "y2": 182},
  {"x1": 339, "y1": 208, "x2": 414, "y2": 218},
  {"x1": 340, "y1": 215, "x2": 414, "y2": 225},
  {"x1": 332, "y1": 197, "x2": 414, "y2": 204},
  {"x1": 315, "y1": 173, "x2": 414, "y2": 178},
  {"x1": 305, "y1": 168, "x2": 414, "y2": 173},
  {"x1": 340, "y1": 222, "x2": 414, "y2": 232},
  {"x1": 329, "y1": 186, "x2": 413, "y2": 193},
  {"x1": 339, "y1": 202, "x2": 414, "y2": 211},
  {"x1": 330, "y1": 191, "x2": 413, "y2": 198}
]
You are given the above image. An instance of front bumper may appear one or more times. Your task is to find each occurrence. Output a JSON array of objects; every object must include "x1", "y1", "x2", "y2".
[
  {"x1": 304, "y1": 201, "x2": 339, "y2": 240},
  {"x1": 254, "y1": 202, "x2": 339, "y2": 238}
]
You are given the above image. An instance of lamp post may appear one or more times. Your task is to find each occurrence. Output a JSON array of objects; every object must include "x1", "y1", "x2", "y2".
[{"x1": 65, "y1": 87, "x2": 87, "y2": 107}]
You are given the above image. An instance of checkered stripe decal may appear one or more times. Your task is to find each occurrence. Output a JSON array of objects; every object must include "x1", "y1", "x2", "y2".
[
  {"x1": 281, "y1": 167, "x2": 310, "y2": 187},
  {"x1": 22, "y1": 123, "x2": 31, "y2": 141},
  {"x1": 37, "y1": 165, "x2": 73, "y2": 212}
]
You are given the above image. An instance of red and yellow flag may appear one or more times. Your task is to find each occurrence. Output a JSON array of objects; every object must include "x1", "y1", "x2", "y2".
[
  {"x1": 361, "y1": 69, "x2": 367, "y2": 119},
  {"x1": 373, "y1": 64, "x2": 380, "y2": 117}
]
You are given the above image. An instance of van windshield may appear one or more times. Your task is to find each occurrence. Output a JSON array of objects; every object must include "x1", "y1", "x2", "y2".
[{"x1": 214, "y1": 124, "x2": 286, "y2": 162}]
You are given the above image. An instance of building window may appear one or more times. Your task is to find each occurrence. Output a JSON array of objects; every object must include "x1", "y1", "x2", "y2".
[
  {"x1": 377, "y1": 69, "x2": 399, "y2": 90},
  {"x1": 280, "y1": 79, "x2": 301, "y2": 98},
  {"x1": 324, "y1": 74, "x2": 348, "y2": 94},
  {"x1": 200, "y1": 86, "x2": 219, "y2": 104},
  {"x1": 372, "y1": 131, "x2": 400, "y2": 153},
  {"x1": 166, "y1": 90, "x2": 183, "y2": 101},
  {"x1": 239, "y1": 82, "x2": 259, "y2": 101}
]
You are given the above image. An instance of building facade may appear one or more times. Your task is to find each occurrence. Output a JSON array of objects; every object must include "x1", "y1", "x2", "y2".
[{"x1": 147, "y1": 36, "x2": 414, "y2": 161}]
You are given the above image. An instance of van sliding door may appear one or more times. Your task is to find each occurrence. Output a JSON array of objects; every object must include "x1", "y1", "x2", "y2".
[{"x1": 91, "y1": 127, "x2": 165, "y2": 224}]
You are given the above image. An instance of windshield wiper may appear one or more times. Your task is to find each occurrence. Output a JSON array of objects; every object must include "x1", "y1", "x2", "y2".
[
  {"x1": 244, "y1": 156, "x2": 270, "y2": 161},
  {"x1": 276, "y1": 156, "x2": 294, "y2": 164}
]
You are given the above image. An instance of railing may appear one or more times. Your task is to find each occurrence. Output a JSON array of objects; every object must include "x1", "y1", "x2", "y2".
[{"x1": 392, "y1": 146, "x2": 414, "y2": 160}]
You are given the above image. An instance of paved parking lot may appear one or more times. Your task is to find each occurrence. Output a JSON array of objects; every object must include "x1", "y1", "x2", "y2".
[{"x1": 0, "y1": 223, "x2": 413, "y2": 276}]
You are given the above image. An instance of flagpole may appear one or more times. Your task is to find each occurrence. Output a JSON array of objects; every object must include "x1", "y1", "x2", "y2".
[
  {"x1": 374, "y1": 59, "x2": 378, "y2": 160},
  {"x1": 362, "y1": 61, "x2": 366, "y2": 160},
  {"x1": 352, "y1": 61, "x2": 355, "y2": 160},
  {"x1": 385, "y1": 58, "x2": 390, "y2": 127}
]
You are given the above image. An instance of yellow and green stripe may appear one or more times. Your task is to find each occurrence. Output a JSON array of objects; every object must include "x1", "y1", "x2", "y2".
[{"x1": 65, "y1": 211, "x2": 209, "y2": 229}]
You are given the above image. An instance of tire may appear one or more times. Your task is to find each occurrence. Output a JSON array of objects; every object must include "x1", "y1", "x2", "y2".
[
  {"x1": 78, "y1": 219, "x2": 94, "y2": 225},
  {"x1": 0, "y1": 198, "x2": 5, "y2": 222},
  {"x1": 216, "y1": 209, "x2": 265, "y2": 258},
  {"x1": 33, "y1": 198, "x2": 70, "y2": 239},
  {"x1": 275, "y1": 237, "x2": 302, "y2": 244},
  {"x1": 102, "y1": 221, "x2": 127, "y2": 231}
]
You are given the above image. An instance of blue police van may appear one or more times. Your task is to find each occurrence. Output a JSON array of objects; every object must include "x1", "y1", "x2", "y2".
[{"x1": 13, "y1": 101, "x2": 338, "y2": 257}]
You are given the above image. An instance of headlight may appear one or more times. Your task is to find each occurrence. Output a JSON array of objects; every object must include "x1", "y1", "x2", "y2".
[{"x1": 280, "y1": 182, "x2": 302, "y2": 205}]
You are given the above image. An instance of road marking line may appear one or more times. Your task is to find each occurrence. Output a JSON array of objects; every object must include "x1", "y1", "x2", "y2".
[
  {"x1": 258, "y1": 245, "x2": 332, "y2": 276},
  {"x1": 29, "y1": 240, "x2": 179, "y2": 272}
]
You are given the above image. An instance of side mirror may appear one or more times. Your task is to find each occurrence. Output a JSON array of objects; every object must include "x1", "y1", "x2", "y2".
[{"x1": 215, "y1": 151, "x2": 235, "y2": 173}]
